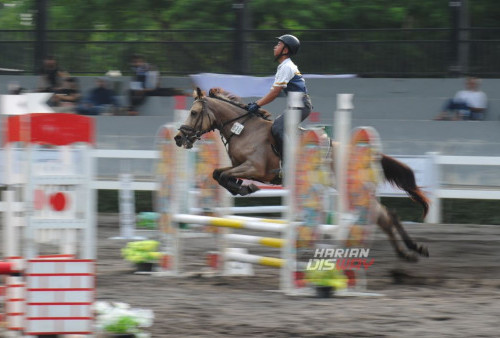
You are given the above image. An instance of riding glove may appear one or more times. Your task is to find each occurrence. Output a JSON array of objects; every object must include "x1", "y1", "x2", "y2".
[{"x1": 247, "y1": 102, "x2": 260, "y2": 114}]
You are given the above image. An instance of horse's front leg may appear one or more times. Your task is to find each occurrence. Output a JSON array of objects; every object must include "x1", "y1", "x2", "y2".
[
  {"x1": 212, "y1": 166, "x2": 243, "y2": 196},
  {"x1": 218, "y1": 161, "x2": 265, "y2": 196},
  {"x1": 212, "y1": 167, "x2": 232, "y2": 182}
]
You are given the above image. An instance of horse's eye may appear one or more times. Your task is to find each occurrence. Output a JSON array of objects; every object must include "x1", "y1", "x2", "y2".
[{"x1": 190, "y1": 111, "x2": 197, "y2": 117}]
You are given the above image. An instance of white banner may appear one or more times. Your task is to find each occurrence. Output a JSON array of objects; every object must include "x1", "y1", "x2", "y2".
[
  {"x1": 1, "y1": 93, "x2": 54, "y2": 115},
  {"x1": 190, "y1": 73, "x2": 356, "y2": 98}
]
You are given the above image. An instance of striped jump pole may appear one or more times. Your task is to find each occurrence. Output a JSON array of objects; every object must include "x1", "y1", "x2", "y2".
[
  {"x1": 224, "y1": 234, "x2": 284, "y2": 248},
  {"x1": 224, "y1": 251, "x2": 283, "y2": 268},
  {"x1": 225, "y1": 215, "x2": 339, "y2": 235},
  {"x1": 190, "y1": 205, "x2": 287, "y2": 215},
  {"x1": 173, "y1": 214, "x2": 285, "y2": 233}
]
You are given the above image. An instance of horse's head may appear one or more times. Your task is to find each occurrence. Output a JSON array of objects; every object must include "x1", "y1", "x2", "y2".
[{"x1": 174, "y1": 87, "x2": 216, "y2": 149}]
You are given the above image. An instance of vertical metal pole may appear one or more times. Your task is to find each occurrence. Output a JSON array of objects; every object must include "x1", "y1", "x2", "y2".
[
  {"x1": 84, "y1": 144, "x2": 97, "y2": 259},
  {"x1": 425, "y1": 152, "x2": 441, "y2": 224},
  {"x1": 34, "y1": 0, "x2": 49, "y2": 74},
  {"x1": 281, "y1": 92, "x2": 302, "y2": 293},
  {"x1": 448, "y1": 0, "x2": 462, "y2": 76},
  {"x1": 3, "y1": 191, "x2": 16, "y2": 257},
  {"x1": 458, "y1": 0, "x2": 469, "y2": 74},
  {"x1": 23, "y1": 146, "x2": 36, "y2": 259},
  {"x1": 169, "y1": 128, "x2": 188, "y2": 275},
  {"x1": 232, "y1": 0, "x2": 249, "y2": 74},
  {"x1": 334, "y1": 94, "x2": 353, "y2": 225}
]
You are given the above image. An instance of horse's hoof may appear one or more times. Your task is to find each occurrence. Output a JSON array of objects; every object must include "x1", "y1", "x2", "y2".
[
  {"x1": 212, "y1": 170, "x2": 221, "y2": 181},
  {"x1": 237, "y1": 184, "x2": 260, "y2": 196},
  {"x1": 418, "y1": 245, "x2": 429, "y2": 257},
  {"x1": 247, "y1": 184, "x2": 260, "y2": 194},
  {"x1": 398, "y1": 252, "x2": 419, "y2": 263}
]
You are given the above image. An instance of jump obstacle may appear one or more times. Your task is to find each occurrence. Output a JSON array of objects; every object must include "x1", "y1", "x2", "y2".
[
  {"x1": 0, "y1": 111, "x2": 96, "y2": 336},
  {"x1": 156, "y1": 92, "x2": 383, "y2": 296}
]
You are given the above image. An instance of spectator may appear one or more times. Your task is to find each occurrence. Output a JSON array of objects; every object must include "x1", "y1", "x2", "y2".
[
  {"x1": 434, "y1": 77, "x2": 488, "y2": 121},
  {"x1": 37, "y1": 55, "x2": 67, "y2": 93},
  {"x1": 49, "y1": 77, "x2": 81, "y2": 112},
  {"x1": 77, "y1": 77, "x2": 118, "y2": 115},
  {"x1": 127, "y1": 54, "x2": 159, "y2": 115},
  {"x1": 7, "y1": 81, "x2": 25, "y2": 95}
]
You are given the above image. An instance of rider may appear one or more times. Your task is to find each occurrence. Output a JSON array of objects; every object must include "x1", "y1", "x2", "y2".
[{"x1": 247, "y1": 34, "x2": 312, "y2": 159}]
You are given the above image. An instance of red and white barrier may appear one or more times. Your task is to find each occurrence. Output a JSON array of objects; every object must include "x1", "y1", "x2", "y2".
[
  {"x1": 1, "y1": 110, "x2": 97, "y2": 335},
  {"x1": 24, "y1": 258, "x2": 94, "y2": 336}
]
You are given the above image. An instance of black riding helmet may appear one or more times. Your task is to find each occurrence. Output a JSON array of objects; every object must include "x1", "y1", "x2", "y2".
[{"x1": 276, "y1": 34, "x2": 300, "y2": 56}]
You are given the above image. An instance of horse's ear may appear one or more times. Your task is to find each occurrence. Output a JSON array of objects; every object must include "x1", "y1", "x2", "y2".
[
  {"x1": 208, "y1": 87, "x2": 222, "y2": 97},
  {"x1": 194, "y1": 87, "x2": 204, "y2": 99}
]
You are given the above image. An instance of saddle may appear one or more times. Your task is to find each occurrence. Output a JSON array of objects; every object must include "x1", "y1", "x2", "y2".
[
  {"x1": 270, "y1": 125, "x2": 324, "y2": 156},
  {"x1": 270, "y1": 124, "x2": 330, "y2": 185}
]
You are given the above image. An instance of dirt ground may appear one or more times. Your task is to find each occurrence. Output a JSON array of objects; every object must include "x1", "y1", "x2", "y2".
[{"x1": 3, "y1": 214, "x2": 500, "y2": 337}]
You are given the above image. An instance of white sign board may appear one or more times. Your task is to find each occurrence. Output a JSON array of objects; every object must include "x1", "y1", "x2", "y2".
[{"x1": 1, "y1": 93, "x2": 54, "y2": 115}]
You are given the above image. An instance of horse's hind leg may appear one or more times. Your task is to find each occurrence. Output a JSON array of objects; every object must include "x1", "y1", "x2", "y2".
[
  {"x1": 389, "y1": 210, "x2": 429, "y2": 257},
  {"x1": 212, "y1": 166, "x2": 258, "y2": 196},
  {"x1": 377, "y1": 206, "x2": 419, "y2": 262}
]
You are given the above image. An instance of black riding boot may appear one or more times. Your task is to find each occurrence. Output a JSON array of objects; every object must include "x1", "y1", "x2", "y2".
[{"x1": 271, "y1": 128, "x2": 284, "y2": 161}]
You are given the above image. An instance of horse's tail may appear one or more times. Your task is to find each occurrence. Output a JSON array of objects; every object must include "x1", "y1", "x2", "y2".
[{"x1": 380, "y1": 154, "x2": 430, "y2": 218}]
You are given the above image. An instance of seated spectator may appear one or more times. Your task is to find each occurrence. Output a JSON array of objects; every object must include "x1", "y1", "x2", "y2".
[
  {"x1": 434, "y1": 77, "x2": 488, "y2": 121},
  {"x1": 77, "y1": 77, "x2": 119, "y2": 115},
  {"x1": 127, "y1": 54, "x2": 160, "y2": 115},
  {"x1": 7, "y1": 81, "x2": 26, "y2": 95},
  {"x1": 49, "y1": 77, "x2": 81, "y2": 112},
  {"x1": 37, "y1": 55, "x2": 67, "y2": 93}
]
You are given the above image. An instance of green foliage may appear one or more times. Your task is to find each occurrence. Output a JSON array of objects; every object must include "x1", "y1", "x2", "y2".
[
  {"x1": 103, "y1": 315, "x2": 140, "y2": 334},
  {"x1": 1, "y1": 0, "x2": 499, "y2": 31},
  {"x1": 2, "y1": 1, "x2": 499, "y2": 75}
]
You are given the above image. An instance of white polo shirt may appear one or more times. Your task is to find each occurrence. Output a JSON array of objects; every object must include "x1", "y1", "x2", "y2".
[
  {"x1": 454, "y1": 90, "x2": 487, "y2": 109},
  {"x1": 272, "y1": 58, "x2": 306, "y2": 93}
]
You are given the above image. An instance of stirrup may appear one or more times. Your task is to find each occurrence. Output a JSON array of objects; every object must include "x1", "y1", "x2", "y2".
[
  {"x1": 270, "y1": 161, "x2": 283, "y2": 185},
  {"x1": 271, "y1": 144, "x2": 282, "y2": 159}
]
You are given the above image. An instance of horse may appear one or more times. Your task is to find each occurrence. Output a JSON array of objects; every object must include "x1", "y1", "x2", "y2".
[{"x1": 174, "y1": 87, "x2": 430, "y2": 262}]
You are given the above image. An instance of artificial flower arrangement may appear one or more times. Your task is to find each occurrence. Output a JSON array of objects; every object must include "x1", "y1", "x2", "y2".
[
  {"x1": 305, "y1": 259, "x2": 348, "y2": 298},
  {"x1": 121, "y1": 240, "x2": 161, "y2": 271},
  {"x1": 94, "y1": 301, "x2": 154, "y2": 337}
]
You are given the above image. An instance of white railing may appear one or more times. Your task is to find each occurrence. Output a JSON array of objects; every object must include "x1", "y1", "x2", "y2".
[
  {"x1": 91, "y1": 149, "x2": 158, "y2": 191},
  {"x1": 2, "y1": 149, "x2": 500, "y2": 224},
  {"x1": 425, "y1": 152, "x2": 500, "y2": 224}
]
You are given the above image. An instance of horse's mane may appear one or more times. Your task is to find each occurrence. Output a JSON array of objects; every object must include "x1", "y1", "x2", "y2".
[{"x1": 208, "y1": 87, "x2": 272, "y2": 119}]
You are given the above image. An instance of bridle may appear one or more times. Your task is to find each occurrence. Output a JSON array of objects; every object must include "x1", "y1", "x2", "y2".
[
  {"x1": 178, "y1": 97, "x2": 262, "y2": 148},
  {"x1": 177, "y1": 98, "x2": 216, "y2": 148}
]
